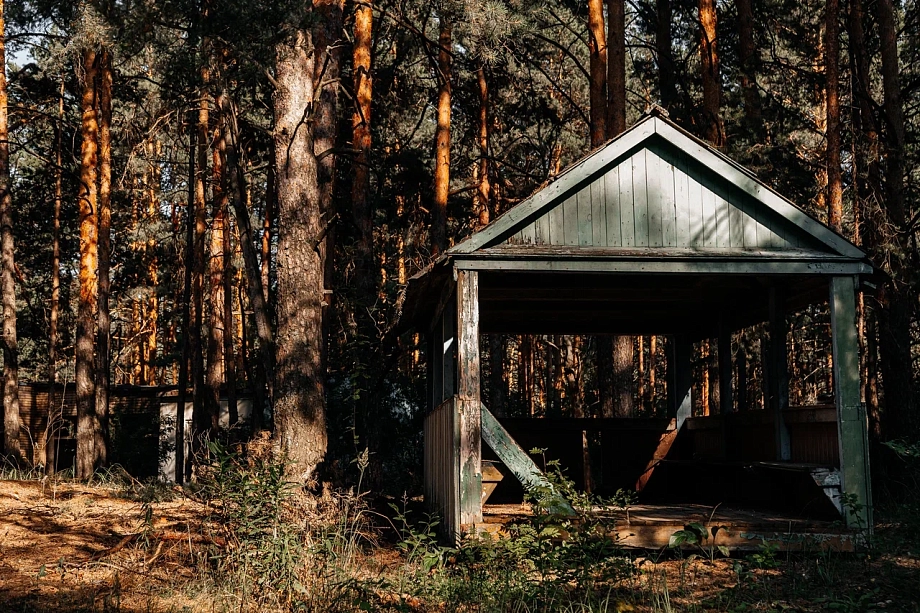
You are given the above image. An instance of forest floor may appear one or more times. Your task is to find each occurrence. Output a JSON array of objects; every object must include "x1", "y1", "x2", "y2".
[{"x1": 1, "y1": 478, "x2": 919, "y2": 612}]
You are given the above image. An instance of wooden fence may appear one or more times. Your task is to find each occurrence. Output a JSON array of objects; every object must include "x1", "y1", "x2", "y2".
[{"x1": 424, "y1": 397, "x2": 460, "y2": 539}]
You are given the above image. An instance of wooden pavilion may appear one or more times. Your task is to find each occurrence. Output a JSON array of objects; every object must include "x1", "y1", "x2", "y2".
[{"x1": 398, "y1": 111, "x2": 874, "y2": 548}]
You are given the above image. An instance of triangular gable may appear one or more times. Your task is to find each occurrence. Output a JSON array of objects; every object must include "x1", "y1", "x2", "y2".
[{"x1": 449, "y1": 115, "x2": 865, "y2": 259}]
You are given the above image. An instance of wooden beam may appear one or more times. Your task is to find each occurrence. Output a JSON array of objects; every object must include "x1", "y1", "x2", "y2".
[
  {"x1": 829, "y1": 276, "x2": 872, "y2": 530},
  {"x1": 480, "y1": 404, "x2": 575, "y2": 515},
  {"x1": 456, "y1": 269, "x2": 482, "y2": 526},
  {"x1": 454, "y1": 257, "x2": 871, "y2": 275},
  {"x1": 768, "y1": 287, "x2": 792, "y2": 460}
]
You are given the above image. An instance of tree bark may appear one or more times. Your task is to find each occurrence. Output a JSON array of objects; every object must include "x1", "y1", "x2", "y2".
[
  {"x1": 221, "y1": 93, "x2": 274, "y2": 429},
  {"x1": 432, "y1": 22, "x2": 451, "y2": 255},
  {"x1": 0, "y1": 0, "x2": 21, "y2": 464},
  {"x1": 587, "y1": 0, "x2": 607, "y2": 147},
  {"x1": 94, "y1": 48, "x2": 112, "y2": 467},
  {"x1": 192, "y1": 65, "x2": 212, "y2": 436},
  {"x1": 876, "y1": 0, "x2": 915, "y2": 437},
  {"x1": 207, "y1": 109, "x2": 227, "y2": 432},
  {"x1": 698, "y1": 0, "x2": 723, "y2": 146},
  {"x1": 352, "y1": 0, "x2": 375, "y2": 308},
  {"x1": 176, "y1": 118, "x2": 196, "y2": 483},
  {"x1": 261, "y1": 160, "x2": 274, "y2": 308},
  {"x1": 272, "y1": 21, "x2": 328, "y2": 480},
  {"x1": 613, "y1": 335, "x2": 634, "y2": 416},
  {"x1": 656, "y1": 0, "x2": 677, "y2": 110},
  {"x1": 598, "y1": 337, "x2": 614, "y2": 417},
  {"x1": 606, "y1": 0, "x2": 626, "y2": 137},
  {"x1": 47, "y1": 78, "x2": 64, "y2": 472},
  {"x1": 75, "y1": 47, "x2": 99, "y2": 480},
  {"x1": 825, "y1": 0, "x2": 842, "y2": 231},
  {"x1": 475, "y1": 63, "x2": 491, "y2": 227},
  {"x1": 737, "y1": 0, "x2": 760, "y2": 126}
]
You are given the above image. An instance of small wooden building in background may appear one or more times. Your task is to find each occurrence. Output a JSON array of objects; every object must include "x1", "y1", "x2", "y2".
[{"x1": 399, "y1": 111, "x2": 874, "y2": 546}]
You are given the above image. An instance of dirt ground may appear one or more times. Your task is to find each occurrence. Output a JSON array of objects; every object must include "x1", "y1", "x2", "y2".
[{"x1": 1, "y1": 478, "x2": 919, "y2": 613}]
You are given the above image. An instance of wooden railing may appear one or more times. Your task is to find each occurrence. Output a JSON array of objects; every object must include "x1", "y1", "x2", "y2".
[{"x1": 423, "y1": 397, "x2": 460, "y2": 539}]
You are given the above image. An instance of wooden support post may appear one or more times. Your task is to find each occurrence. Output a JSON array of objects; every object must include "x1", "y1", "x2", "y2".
[
  {"x1": 830, "y1": 276, "x2": 872, "y2": 531},
  {"x1": 670, "y1": 335, "x2": 692, "y2": 428},
  {"x1": 768, "y1": 287, "x2": 791, "y2": 461},
  {"x1": 456, "y1": 269, "x2": 482, "y2": 526}
]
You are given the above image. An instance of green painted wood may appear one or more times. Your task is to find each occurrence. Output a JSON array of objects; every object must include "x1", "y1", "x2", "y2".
[
  {"x1": 535, "y1": 206, "x2": 550, "y2": 244},
  {"x1": 675, "y1": 150, "x2": 691, "y2": 246},
  {"x1": 830, "y1": 276, "x2": 872, "y2": 531},
  {"x1": 453, "y1": 257, "x2": 873, "y2": 275},
  {"x1": 480, "y1": 404, "x2": 576, "y2": 515},
  {"x1": 768, "y1": 287, "x2": 791, "y2": 461},
  {"x1": 634, "y1": 151, "x2": 649, "y2": 247},
  {"x1": 520, "y1": 218, "x2": 535, "y2": 244},
  {"x1": 604, "y1": 167, "x2": 621, "y2": 246},
  {"x1": 591, "y1": 176, "x2": 607, "y2": 246},
  {"x1": 577, "y1": 186, "x2": 593, "y2": 246},
  {"x1": 450, "y1": 116, "x2": 866, "y2": 259},
  {"x1": 456, "y1": 270, "x2": 482, "y2": 526},
  {"x1": 548, "y1": 198, "x2": 564, "y2": 245},
  {"x1": 647, "y1": 148, "x2": 664, "y2": 247},
  {"x1": 620, "y1": 155, "x2": 636, "y2": 246},
  {"x1": 669, "y1": 335, "x2": 693, "y2": 428},
  {"x1": 563, "y1": 195, "x2": 578, "y2": 246}
]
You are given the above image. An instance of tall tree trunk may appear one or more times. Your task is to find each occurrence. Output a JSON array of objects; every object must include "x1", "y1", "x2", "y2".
[
  {"x1": 613, "y1": 336, "x2": 634, "y2": 416},
  {"x1": 432, "y1": 21, "x2": 451, "y2": 255},
  {"x1": 75, "y1": 47, "x2": 99, "y2": 480},
  {"x1": 176, "y1": 118, "x2": 196, "y2": 483},
  {"x1": 352, "y1": 0, "x2": 374, "y2": 303},
  {"x1": 0, "y1": 0, "x2": 20, "y2": 464},
  {"x1": 475, "y1": 63, "x2": 490, "y2": 226},
  {"x1": 606, "y1": 0, "x2": 626, "y2": 137},
  {"x1": 261, "y1": 162, "x2": 275, "y2": 306},
  {"x1": 223, "y1": 186, "x2": 236, "y2": 426},
  {"x1": 587, "y1": 0, "x2": 607, "y2": 147},
  {"x1": 825, "y1": 0, "x2": 843, "y2": 231},
  {"x1": 221, "y1": 93, "x2": 274, "y2": 428},
  {"x1": 737, "y1": 0, "x2": 760, "y2": 127},
  {"x1": 94, "y1": 49, "x2": 112, "y2": 467},
  {"x1": 273, "y1": 21, "x2": 327, "y2": 480},
  {"x1": 876, "y1": 0, "x2": 915, "y2": 437},
  {"x1": 849, "y1": 0, "x2": 881, "y2": 435},
  {"x1": 656, "y1": 0, "x2": 677, "y2": 110},
  {"x1": 698, "y1": 0, "x2": 723, "y2": 146},
  {"x1": 145, "y1": 142, "x2": 160, "y2": 385},
  {"x1": 192, "y1": 66, "x2": 212, "y2": 436},
  {"x1": 207, "y1": 112, "x2": 227, "y2": 432},
  {"x1": 47, "y1": 78, "x2": 64, "y2": 472}
]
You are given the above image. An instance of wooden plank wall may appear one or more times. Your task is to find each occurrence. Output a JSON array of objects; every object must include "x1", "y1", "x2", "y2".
[
  {"x1": 424, "y1": 397, "x2": 460, "y2": 540},
  {"x1": 507, "y1": 139, "x2": 822, "y2": 251},
  {"x1": 684, "y1": 407, "x2": 839, "y2": 466}
]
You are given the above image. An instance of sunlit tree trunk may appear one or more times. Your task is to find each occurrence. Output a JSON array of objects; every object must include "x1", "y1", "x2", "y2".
[
  {"x1": 94, "y1": 48, "x2": 112, "y2": 467},
  {"x1": 47, "y1": 78, "x2": 64, "y2": 472},
  {"x1": 432, "y1": 21, "x2": 451, "y2": 255},
  {"x1": 273, "y1": 19, "x2": 328, "y2": 480},
  {"x1": 0, "y1": 0, "x2": 20, "y2": 464},
  {"x1": 75, "y1": 47, "x2": 99, "y2": 480},
  {"x1": 207, "y1": 112, "x2": 227, "y2": 431},
  {"x1": 587, "y1": 0, "x2": 607, "y2": 147},
  {"x1": 614, "y1": 336, "x2": 634, "y2": 416},
  {"x1": 825, "y1": 0, "x2": 842, "y2": 231},
  {"x1": 698, "y1": 0, "x2": 723, "y2": 146},
  {"x1": 606, "y1": 0, "x2": 625, "y2": 137},
  {"x1": 352, "y1": 0, "x2": 375, "y2": 306},
  {"x1": 192, "y1": 62, "x2": 212, "y2": 435},
  {"x1": 475, "y1": 63, "x2": 490, "y2": 226}
]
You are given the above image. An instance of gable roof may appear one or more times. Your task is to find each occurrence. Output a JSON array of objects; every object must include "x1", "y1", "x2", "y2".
[{"x1": 448, "y1": 112, "x2": 865, "y2": 260}]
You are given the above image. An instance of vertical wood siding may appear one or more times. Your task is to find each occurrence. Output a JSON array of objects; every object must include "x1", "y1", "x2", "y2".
[
  {"x1": 424, "y1": 397, "x2": 461, "y2": 540},
  {"x1": 507, "y1": 139, "x2": 823, "y2": 251}
]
